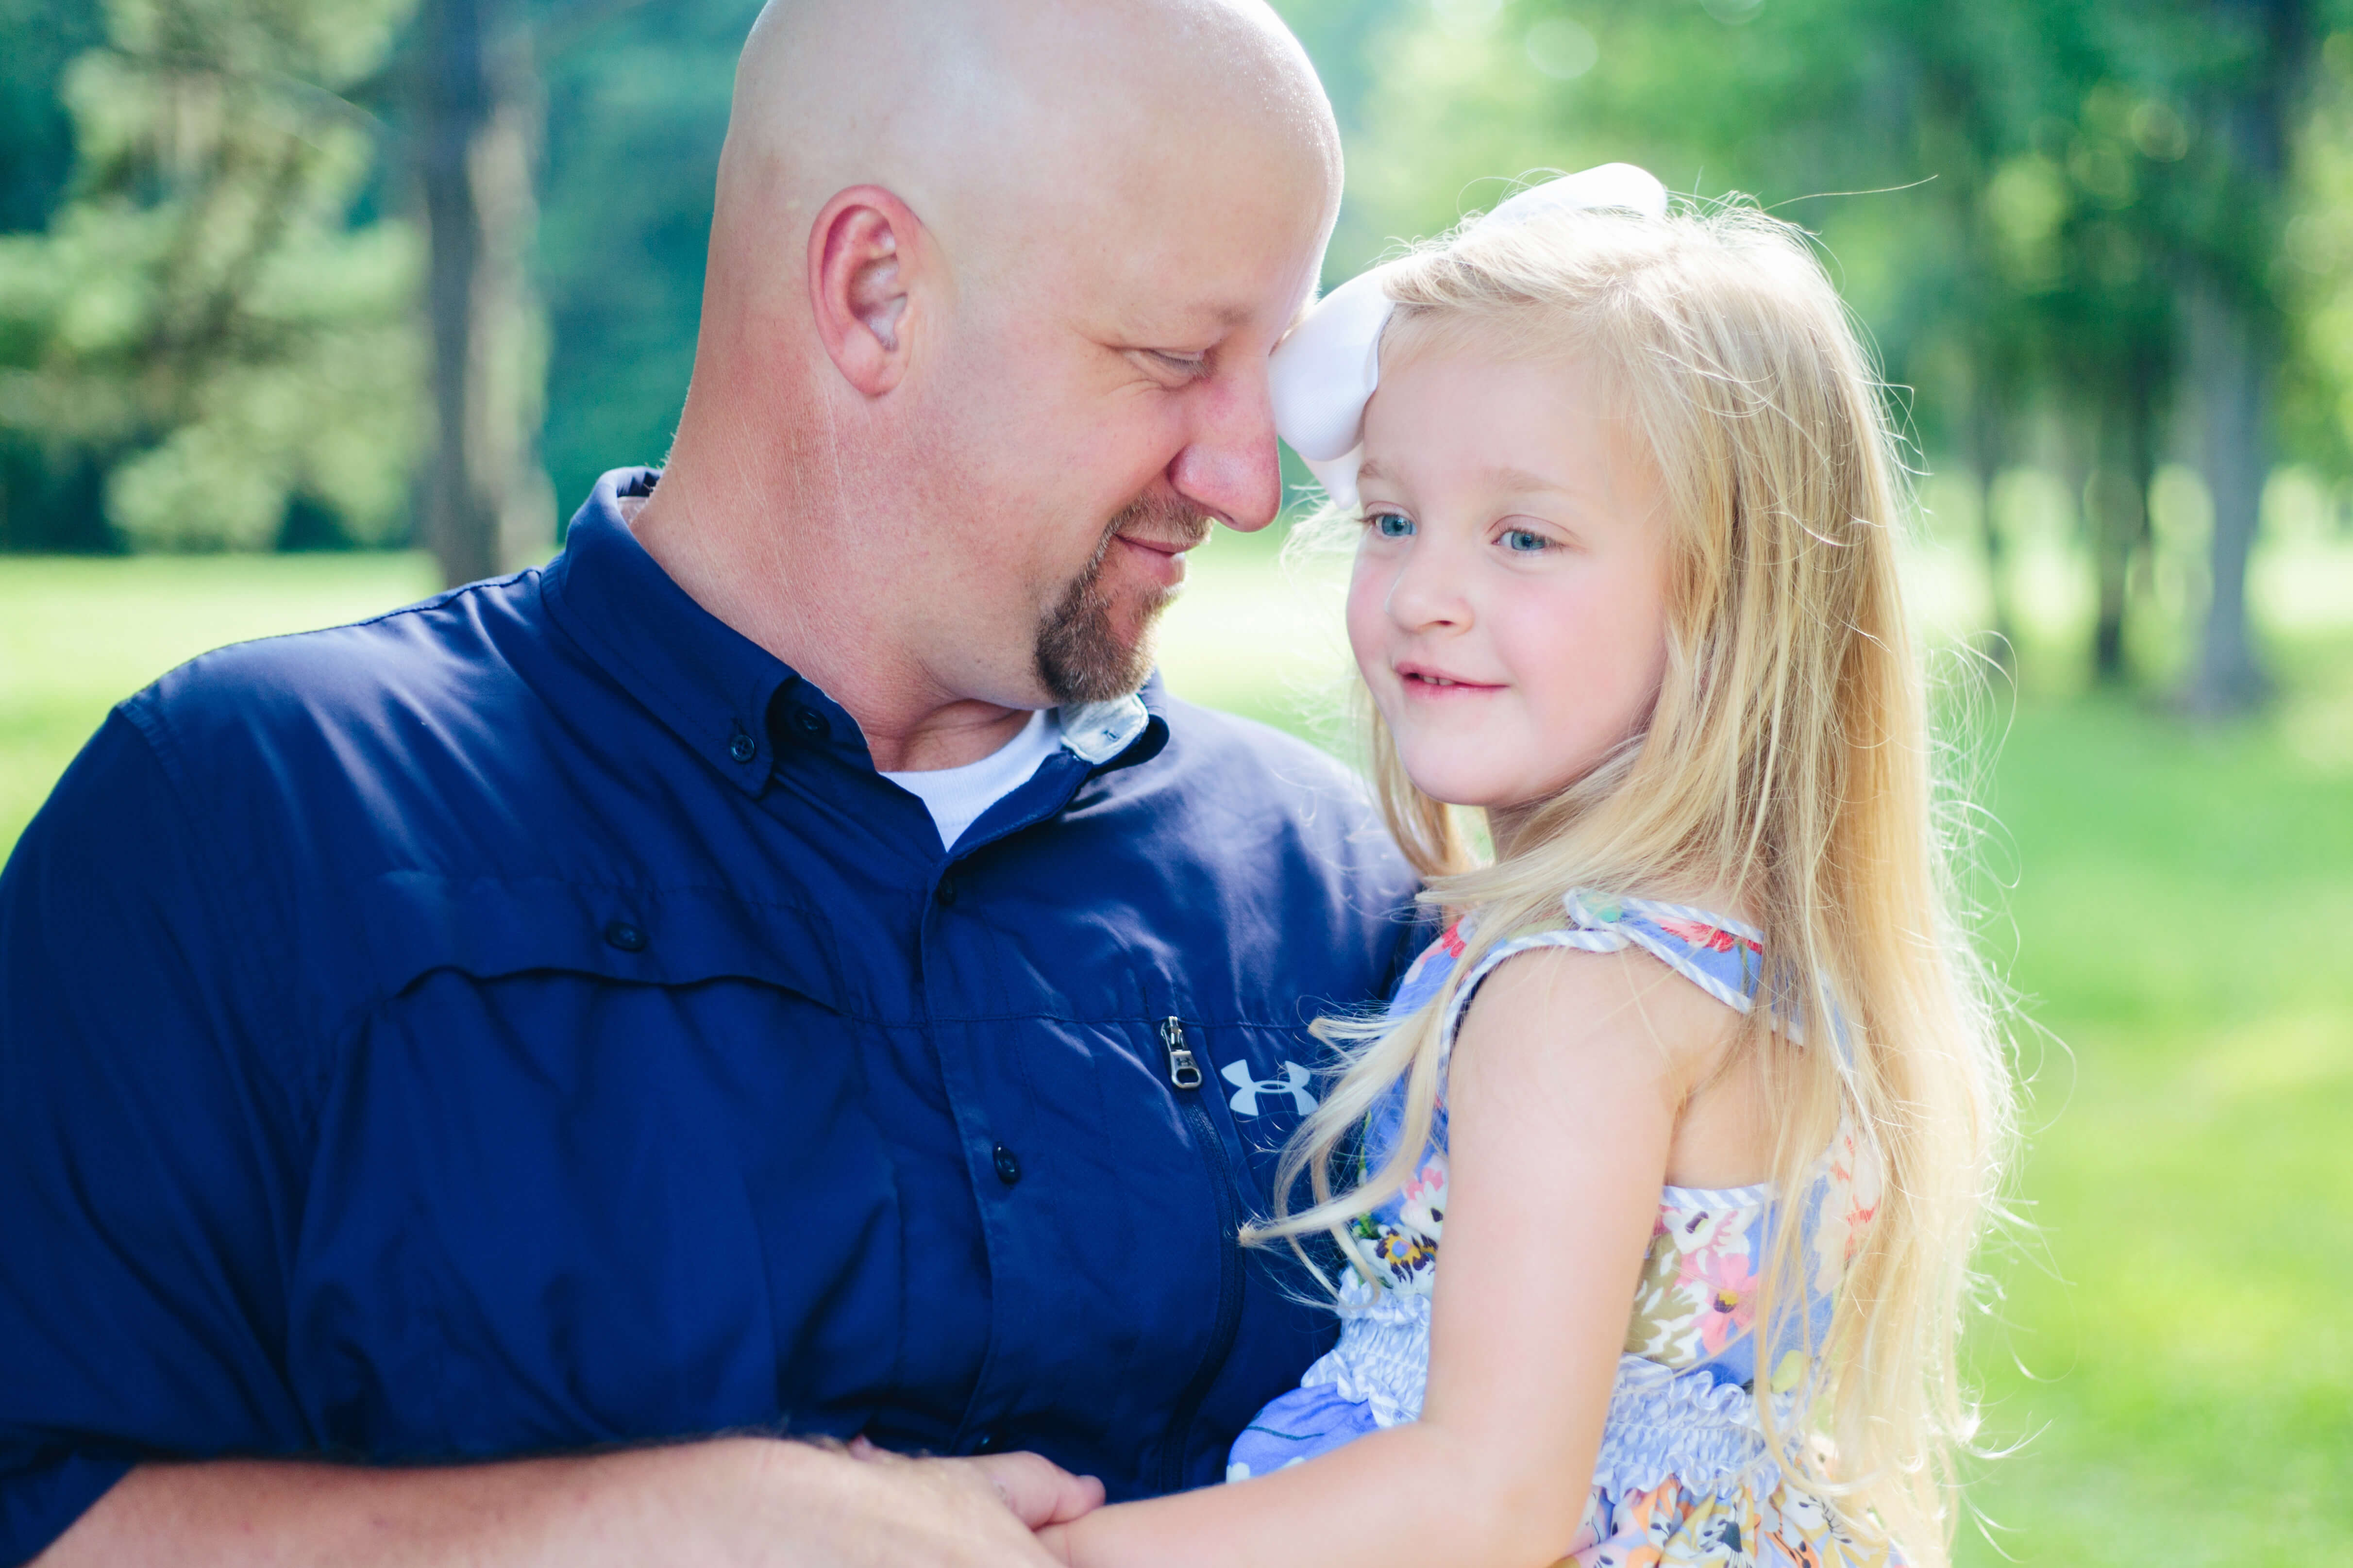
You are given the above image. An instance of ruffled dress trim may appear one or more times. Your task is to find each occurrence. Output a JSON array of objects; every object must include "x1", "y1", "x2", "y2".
[{"x1": 1297, "y1": 1285, "x2": 1793, "y2": 1500}]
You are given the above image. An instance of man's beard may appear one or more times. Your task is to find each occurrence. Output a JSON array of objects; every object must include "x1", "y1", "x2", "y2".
[{"x1": 1034, "y1": 493, "x2": 1206, "y2": 705}]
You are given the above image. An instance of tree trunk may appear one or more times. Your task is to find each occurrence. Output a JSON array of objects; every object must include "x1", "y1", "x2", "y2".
[
  {"x1": 2089, "y1": 368, "x2": 2157, "y2": 685},
  {"x1": 2182, "y1": 0, "x2": 2312, "y2": 714},
  {"x1": 418, "y1": 0, "x2": 552, "y2": 589},
  {"x1": 2183, "y1": 277, "x2": 2270, "y2": 712},
  {"x1": 1965, "y1": 375, "x2": 2017, "y2": 671}
]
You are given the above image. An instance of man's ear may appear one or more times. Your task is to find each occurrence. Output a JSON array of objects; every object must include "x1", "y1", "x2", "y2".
[{"x1": 809, "y1": 185, "x2": 925, "y2": 398}]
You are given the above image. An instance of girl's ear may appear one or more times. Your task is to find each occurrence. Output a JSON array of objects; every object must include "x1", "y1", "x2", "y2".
[{"x1": 808, "y1": 184, "x2": 925, "y2": 397}]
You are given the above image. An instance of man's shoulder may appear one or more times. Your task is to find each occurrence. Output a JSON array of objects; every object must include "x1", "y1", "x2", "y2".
[
  {"x1": 125, "y1": 571, "x2": 545, "y2": 756},
  {"x1": 1109, "y1": 696, "x2": 1422, "y2": 997},
  {"x1": 1147, "y1": 695, "x2": 1414, "y2": 894},
  {"x1": 1154, "y1": 694, "x2": 1370, "y2": 811},
  {"x1": 132, "y1": 573, "x2": 538, "y2": 738},
  {"x1": 101, "y1": 568, "x2": 583, "y2": 892}
]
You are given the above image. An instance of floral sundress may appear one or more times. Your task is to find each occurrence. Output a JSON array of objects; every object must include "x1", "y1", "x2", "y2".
[{"x1": 1227, "y1": 892, "x2": 1891, "y2": 1568}]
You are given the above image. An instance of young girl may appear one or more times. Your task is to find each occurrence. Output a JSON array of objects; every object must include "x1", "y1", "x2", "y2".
[{"x1": 1032, "y1": 166, "x2": 2013, "y2": 1567}]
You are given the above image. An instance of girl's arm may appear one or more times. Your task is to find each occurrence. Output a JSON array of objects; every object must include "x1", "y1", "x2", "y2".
[{"x1": 1048, "y1": 947, "x2": 1725, "y2": 1568}]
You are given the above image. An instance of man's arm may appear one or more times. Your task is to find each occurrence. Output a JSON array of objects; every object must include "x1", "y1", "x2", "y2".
[{"x1": 40, "y1": 1440, "x2": 1078, "y2": 1568}]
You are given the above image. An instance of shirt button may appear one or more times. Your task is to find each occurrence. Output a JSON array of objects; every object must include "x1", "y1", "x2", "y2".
[
  {"x1": 970, "y1": 1430, "x2": 999, "y2": 1454},
  {"x1": 792, "y1": 708, "x2": 829, "y2": 740},
  {"x1": 727, "y1": 728, "x2": 756, "y2": 764},
  {"x1": 992, "y1": 1145, "x2": 1022, "y2": 1186},
  {"x1": 603, "y1": 919, "x2": 648, "y2": 953},
  {"x1": 934, "y1": 878, "x2": 958, "y2": 908}
]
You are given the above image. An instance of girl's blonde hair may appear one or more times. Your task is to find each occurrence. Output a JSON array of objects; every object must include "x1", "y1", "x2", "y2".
[{"x1": 1251, "y1": 198, "x2": 2012, "y2": 1564}]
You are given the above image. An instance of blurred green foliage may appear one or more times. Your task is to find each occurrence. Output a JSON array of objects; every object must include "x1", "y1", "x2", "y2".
[
  {"x1": 0, "y1": 0, "x2": 424, "y2": 552},
  {"x1": 533, "y1": 0, "x2": 757, "y2": 509},
  {"x1": 1293, "y1": 0, "x2": 2353, "y2": 704}
]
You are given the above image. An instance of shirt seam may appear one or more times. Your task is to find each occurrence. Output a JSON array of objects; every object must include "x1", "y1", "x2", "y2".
[{"x1": 341, "y1": 869, "x2": 836, "y2": 912}]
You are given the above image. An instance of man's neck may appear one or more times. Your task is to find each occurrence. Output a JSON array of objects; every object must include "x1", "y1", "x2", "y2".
[{"x1": 623, "y1": 478, "x2": 1036, "y2": 773}]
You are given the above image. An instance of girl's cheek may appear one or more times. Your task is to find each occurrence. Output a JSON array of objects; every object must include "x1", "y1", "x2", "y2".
[{"x1": 1345, "y1": 556, "x2": 1392, "y2": 663}]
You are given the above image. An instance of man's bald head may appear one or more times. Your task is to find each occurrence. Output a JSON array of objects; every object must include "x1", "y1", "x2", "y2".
[
  {"x1": 712, "y1": 0, "x2": 1339, "y2": 312},
  {"x1": 637, "y1": 0, "x2": 1342, "y2": 768}
]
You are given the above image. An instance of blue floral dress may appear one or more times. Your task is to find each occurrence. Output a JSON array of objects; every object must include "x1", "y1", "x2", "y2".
[{"x1": 1227, "y1": 893, "x2": 1890, "y2": 1568}]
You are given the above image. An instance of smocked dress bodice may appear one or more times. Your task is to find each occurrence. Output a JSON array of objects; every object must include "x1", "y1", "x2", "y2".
[{"x1": 1227, "y1": 893, "x2": 1895, "y2": 1568}]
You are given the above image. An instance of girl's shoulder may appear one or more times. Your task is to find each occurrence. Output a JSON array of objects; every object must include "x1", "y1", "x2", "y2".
[{"x1": 1405, "y1": 890, "x2": 1767, "y2": 1046}]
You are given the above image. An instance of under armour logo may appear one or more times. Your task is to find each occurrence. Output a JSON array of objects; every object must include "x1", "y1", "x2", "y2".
[{"x1": 1221, "y1": 1058, "x2": 1317, "y2": 1118}]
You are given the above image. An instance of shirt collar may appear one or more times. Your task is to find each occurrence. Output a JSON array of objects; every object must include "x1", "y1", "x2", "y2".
[
  {"x1": 540, "y1": 468, "x2": 797, "y2": 796},
  {"x1": 540, "y1": 467, "x2": 1169, "y2": 794},
  {"x1": 1059, "y1": 692, "x2": 1151, "y2": 765}
]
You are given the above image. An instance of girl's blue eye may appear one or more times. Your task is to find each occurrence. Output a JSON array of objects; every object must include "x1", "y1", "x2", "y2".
[
  {"x1": 1369, "y1": 511, "x2": 1414, "y2": 538},
  {"x1": 1502, "y1": 528, "x2": 1548, "y2": 553}
]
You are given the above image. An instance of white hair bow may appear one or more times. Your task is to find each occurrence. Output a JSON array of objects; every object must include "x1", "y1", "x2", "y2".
[{"x1": 1268, "y1": 162, "x2": 1669, "y2": 510}]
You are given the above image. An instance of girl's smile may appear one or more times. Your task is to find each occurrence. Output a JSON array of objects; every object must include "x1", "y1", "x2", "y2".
[
  {"x1": 1395, "y1": 660, "x2": 1505, "y2": 696},
  {"x1": 1345, "y1": 343, "x2": 1674, "y2": 826}
]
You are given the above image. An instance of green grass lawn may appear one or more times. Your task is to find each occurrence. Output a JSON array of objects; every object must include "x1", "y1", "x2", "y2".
[
  {"x1": 2, "y1": 541, "x2": 2349, "y2": 1563},
  {"x1": 1955, "y1": 655, "x2": 2353, "y2": 1563}
]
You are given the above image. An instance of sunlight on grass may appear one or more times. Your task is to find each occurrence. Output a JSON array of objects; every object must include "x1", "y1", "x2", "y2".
[{"x1": 1949, "y1": 667, "x2": 2353, "y2": 1565}]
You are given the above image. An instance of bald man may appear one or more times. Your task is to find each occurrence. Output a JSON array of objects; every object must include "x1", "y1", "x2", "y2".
[{"x1": 0, "y1": 1, "x2": 1418, "y2": 1564}]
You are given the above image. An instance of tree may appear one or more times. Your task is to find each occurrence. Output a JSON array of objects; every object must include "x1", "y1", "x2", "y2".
[
  {"x1": 415, "y1": 0, "x2": 551, "y2": 586},
  {"x1": 1323, "y1": 0, "x2": 2346, "y2": 704},
  {"x1": 533, "y1": 0, "x2": 755, "y2": 511},
  {"x1": 2175, "y1": 0, "x2": 2318, "y2": 714},
  {"x1": 0, "y1": 0, "x2": 425, "y2": 551}
]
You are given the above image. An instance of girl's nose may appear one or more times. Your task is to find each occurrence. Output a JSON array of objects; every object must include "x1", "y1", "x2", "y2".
[{"x1": 1384, "y1": 539, "x2": 1473, "y2": 632}]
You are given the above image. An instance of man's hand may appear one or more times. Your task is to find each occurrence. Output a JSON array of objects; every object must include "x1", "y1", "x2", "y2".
[
  {"x1": 38, "y1": 1436, "x2": 1088, "y2": 1567},
  {"x1": 846, "y1": 1435, "x2": 1106, "y2": 1529}
]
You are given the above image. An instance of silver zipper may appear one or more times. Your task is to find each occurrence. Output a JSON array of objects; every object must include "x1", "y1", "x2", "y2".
[{"x1": 1160, "y1": 1016, "x2": 1202, "y2": 1089}]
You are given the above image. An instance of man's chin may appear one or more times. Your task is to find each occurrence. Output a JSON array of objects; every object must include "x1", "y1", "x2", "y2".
[{"x1": 1035, "y1": 598, "x2": 1164, "y2": 707}]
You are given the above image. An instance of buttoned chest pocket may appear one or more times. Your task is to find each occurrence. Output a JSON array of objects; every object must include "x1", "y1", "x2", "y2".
[{"x1": 290, "y1": 874, "x2": 892, "y2": 1459}]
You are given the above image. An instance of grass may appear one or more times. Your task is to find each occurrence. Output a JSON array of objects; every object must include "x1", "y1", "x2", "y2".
[
  {"x1": 1920, "y1": 501, "x2": 2353, "y2": 1556},
  {"x1": 1950, "y1": 647, "x2": 2353, "y2": 1564},
  {"x1": 2, "y1": 536, "x2": 2350, "y2": 1564}
]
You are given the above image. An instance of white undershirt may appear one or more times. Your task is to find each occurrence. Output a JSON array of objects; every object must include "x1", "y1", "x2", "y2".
[{"x1": 881, "y1": 708, "x2": 1065, "y2": 851}]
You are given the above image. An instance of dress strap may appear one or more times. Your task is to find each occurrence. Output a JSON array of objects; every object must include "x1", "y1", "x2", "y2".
[
  {"x1": 1438, "y1": 891, "x2": 1765, "y2": 1051},
  {"x1": 1566, "y1": 891, "x2": 1765, "y2": 1017}
]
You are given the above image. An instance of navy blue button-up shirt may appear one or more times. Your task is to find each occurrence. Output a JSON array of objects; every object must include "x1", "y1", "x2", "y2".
[{"x1": 0, "y1": 470, "x2": 1419, "y2": 1565}]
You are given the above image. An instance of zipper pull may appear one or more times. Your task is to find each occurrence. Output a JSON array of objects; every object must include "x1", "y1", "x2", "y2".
[{"x1": 1160, "y1": 1016, "x2": 1202, "y2": 1090}]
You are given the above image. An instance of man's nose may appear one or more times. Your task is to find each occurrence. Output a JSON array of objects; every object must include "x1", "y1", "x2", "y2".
[{"x1": 1166, "y1": 369, "x2": 1282, "y2": 533}]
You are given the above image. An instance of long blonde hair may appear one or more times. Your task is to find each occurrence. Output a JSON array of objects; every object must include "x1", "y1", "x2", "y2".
[{"x1": 1251, "y1": 199, "x2": 2013, "y2": 1564}]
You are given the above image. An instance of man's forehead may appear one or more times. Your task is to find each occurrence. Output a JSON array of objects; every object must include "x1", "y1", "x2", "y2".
[
  {"x1": 1157, "y1": 298, "x2": 1268, "y2": 334},
  {"x1": 1076, "y1": 197, "x2": 1332, "y2": 336},
  {"x1": 1082, "y1": 269, "x2": 1317, "y2": 347}
]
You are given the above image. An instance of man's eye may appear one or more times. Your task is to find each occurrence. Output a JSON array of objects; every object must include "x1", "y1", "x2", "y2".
[
  {"x1": 1148, "y1": 350, "x2": 1208, "y2": 375},
  {"x1": 1502, "y1": 528, "x2": 1548, "y2": 552},
  {"x1": 1367, "y1": 511, "x2": 1414, "y2": 539}
]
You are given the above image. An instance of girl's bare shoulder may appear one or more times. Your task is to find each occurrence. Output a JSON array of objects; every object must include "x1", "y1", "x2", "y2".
[{"x1": 1456, "y1": 942, "x2": 1735, "y2": 1089}]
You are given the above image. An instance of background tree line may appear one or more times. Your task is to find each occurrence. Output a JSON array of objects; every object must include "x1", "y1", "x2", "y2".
[{"x1": 3, "y1": 0, "x2": 2350, "y2": 713}]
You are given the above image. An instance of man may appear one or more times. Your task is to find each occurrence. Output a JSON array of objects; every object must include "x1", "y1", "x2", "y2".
[{"x1": 0, "y1": 1, "x2": 1418, "y2": 1563}]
